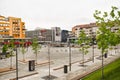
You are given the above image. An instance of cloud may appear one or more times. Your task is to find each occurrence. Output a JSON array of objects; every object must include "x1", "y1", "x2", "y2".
[{"x1": 0, "y1": 0, "x2": 120, "y2": 31}]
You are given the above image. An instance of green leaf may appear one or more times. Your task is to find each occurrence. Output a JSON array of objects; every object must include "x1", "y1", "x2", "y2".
[
  {"x1": 94, "y1": 6, "x2": 120, "y2": 54},
  {"x1": 110, "y1": 10, "x2": 115, "y2": 18},
  {"x1": 32, "y1": 38, "x2": 41, "y2": 54},
  {"x1": 103, "y1": 12, "x2": 108, "y2": 17},
  {"x1": 118, "y1": 11, "x2": 120, "y2": 17}
]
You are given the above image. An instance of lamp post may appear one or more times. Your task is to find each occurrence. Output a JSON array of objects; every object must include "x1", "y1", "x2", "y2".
[
  {"x1": 48, "y1": 43, "x2": 51, "y2": 79},
  {"x1": 92, "y1": 37, "x2": 95, "y2": 63},
  {"x1": 68, "y1": 38, "x2": 71, "y2": 71},
  {"x1": 15, "y1": 48, "x2": 18, "y2": 80}
]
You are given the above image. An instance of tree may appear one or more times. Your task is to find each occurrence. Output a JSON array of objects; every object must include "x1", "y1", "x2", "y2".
[
  {"x1": 8, "y1": 39, "x2": 15, "y2": 69},
  {"x1": 31, "y1": 38, "x2": 41, "y2": 64},
  {"x1": 2, "y1": 44, "x2": 8, "y2": 54},
  {"x1": 2, "y1": 40, "x2": 15, "y2": 69},
  {"x1": 94, "y1": 6, "x2": 120, "y2": 80},
  {"x1": 20, "y1": 40, "x2": 28, "y2": 61},
  {"x1": 77, "y1": 30, "x2": 90, "y2": 67}
]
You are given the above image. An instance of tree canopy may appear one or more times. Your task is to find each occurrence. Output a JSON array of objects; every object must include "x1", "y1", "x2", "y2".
[{"x1": 94, "y1": 6, "x2": 120, "y2": 54}]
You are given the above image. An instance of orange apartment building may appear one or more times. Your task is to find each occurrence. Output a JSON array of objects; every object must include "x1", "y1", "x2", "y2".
[{"x1": 0, "y1": 15, "x2": 25, "y2": 39}]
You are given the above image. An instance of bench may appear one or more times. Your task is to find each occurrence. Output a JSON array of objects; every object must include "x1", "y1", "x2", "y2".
[{"x1": 0, "y1": 67, "x2": 16, "y2": 73}]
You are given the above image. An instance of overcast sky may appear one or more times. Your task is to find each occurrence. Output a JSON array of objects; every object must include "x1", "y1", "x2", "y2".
[{"x1": 0, "y1": 0, "x2": 120, "y2": 31}]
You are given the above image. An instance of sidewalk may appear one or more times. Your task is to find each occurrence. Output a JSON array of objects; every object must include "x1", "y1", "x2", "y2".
[
  {"x1": 20, "y1": 52, "x2": 120, "y2": 80},
  {"x1": 56, "y1": 53, "x2": 120, "y2": 80}
]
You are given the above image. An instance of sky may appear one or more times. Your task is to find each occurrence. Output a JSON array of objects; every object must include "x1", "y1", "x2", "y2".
[{"x1": 0, "y1": 0, "x2": 120, "y2": 31}]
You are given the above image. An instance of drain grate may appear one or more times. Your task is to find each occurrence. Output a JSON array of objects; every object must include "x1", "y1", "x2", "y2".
[{"x1": 42, "y1": 75, "x2": 57, "y2": 80}]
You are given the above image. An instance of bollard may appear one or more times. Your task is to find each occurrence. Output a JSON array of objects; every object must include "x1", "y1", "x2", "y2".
[
  {"x1": 29, "y1": 60, "x2": 35, "y2": 71},
  {"x1": 64, "y1": 65, "x2": 68, "y2": 73},
  {"x1": 104, "y1": 53, "x2": 107, "y2": 58}
]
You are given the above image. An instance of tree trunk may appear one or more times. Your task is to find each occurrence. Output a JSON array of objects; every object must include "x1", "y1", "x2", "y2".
[
  {"x1": 101, "y1": 49, "x2": 104, "y2": 80},
  {"x1": 92, "y1": 44, "x2": 94, "y2": 62},
  {"x1": 35, "y1": 52, "x2": 37, "y2": 64},
  {"x1": 83, "y1": 53, "x2": 84, "y2": 66},
  {"x1": 82, "y1": 49, "x2": 84, "y2": 67},
  {"x1": 23, "y1": 53, "x2": 25, "y2": 61},
  {"x1": 10, "y1": 52, "x2": 12, "y2": 69},
  {"x1": 115, "y1": 46, "x2": 116, "y2": 54}
]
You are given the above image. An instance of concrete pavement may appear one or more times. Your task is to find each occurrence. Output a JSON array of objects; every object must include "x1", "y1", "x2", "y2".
[{"x1": 0, "y1": 45, "x2": 120, "y2": 80}]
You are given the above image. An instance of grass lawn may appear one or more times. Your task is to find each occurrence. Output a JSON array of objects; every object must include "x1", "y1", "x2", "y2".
[{"x1": 82, "y1": 58, "x2": 120, "y2": 80}]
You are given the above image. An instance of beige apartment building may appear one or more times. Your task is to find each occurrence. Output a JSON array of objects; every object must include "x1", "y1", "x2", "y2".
[{"x1": 72, "y1": 23, "x2": 98, "y2": 38}]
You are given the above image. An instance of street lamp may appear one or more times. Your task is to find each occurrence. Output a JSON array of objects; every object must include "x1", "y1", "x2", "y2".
[
  {"x1": 14, "y1": 48, "x2": 18, "y2": 80},
  {"x1": 92, "y1": 37, "x2": 95, "y2": 63},
  {"x1": 48, "y1": 43, "x2": 51, "y2": 79},
  {"x1": 67, "y1": 38, "x2": 71, "y2": 71}
]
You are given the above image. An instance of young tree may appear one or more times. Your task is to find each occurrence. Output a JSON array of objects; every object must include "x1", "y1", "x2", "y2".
[
  {"x1": 77, "y1": 30, "x2": 90, "y2": 67},
  {"x1": 31, "y1": 38, "x2": 41, "y2": 64},
  {"x1": 2, "y1": 42, "x2": 13, "y2": 69},
  {"x1": 2, "y1": 40, "x2": 15, "y2": 69},
  {"x1": 20, "y1": 40, "x2": 28, "y2": 61},
  {"x1": 8, "y1": 39, "x2": 15, "y2": 69},
  {"x1": 2, "y1": 44, "x2": 8, "y2": 54},
  {"x1": 94, "y1": 6, "x2": 120, "y2": 80}
]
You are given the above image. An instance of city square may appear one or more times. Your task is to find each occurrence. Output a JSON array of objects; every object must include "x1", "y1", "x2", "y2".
[
  {"x1": 0, "y1": 44, "x2": 120, "y2": 80},
  {"x1": 0, "y1": 0, "x2": 120, "y2": 80}
]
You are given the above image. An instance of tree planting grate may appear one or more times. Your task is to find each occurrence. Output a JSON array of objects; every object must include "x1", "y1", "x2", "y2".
[{"x1": 42, "y1": 75, "x2": 57, "y2": 80}]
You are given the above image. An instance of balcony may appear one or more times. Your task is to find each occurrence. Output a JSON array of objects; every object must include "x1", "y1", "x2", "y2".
[{"x1": 0, "y1": 32, "x2": 9, "y2": 34}]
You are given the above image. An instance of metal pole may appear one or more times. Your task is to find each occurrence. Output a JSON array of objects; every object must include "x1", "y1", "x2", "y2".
[
  {"x1": 16, "y1": 48, "x2": 18, "y2": 80},
  {"x1": 69, "y1": 41, "x2": 71, "y2": 71},
  {"x1": 48, "y1": 43, "x2": 51, "y2": 79},
  {"x1": 52, "y1": 29, "x2": 54, "y2": 43},
  {"x1": 10, "y1": 51, "x2": 12, "y2": 69},
  {"x1": 102, "y1": 52, "x2": 104, "y2": 80},
  {"x1": 68, "y1": 39, "x2": 71, "y2": 71},
  {"x1": 92, "y1": 38, "x2": 94, "y2": 62},
  {"x1": 82, "y1": 42, "x2": 85, "y2": 66}
]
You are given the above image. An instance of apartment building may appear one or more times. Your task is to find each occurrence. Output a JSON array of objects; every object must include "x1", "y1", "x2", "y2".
[
  {"x1": 0, "y1": 15, "x2": 25, "y2": 38},
  {"x1": 72, "y1": 23, "x2": 98, "y2": 37}
]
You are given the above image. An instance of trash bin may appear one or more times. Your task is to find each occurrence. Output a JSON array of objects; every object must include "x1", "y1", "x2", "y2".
[
  {"x1": 104, "y1": 53, "x2": 107, "y2": 58},
  {"x1": 29, "y1": 60, "x2": 35, "y2": 71},
  {"x1": 64, "y1": 65, "x2": 68, "y2": 73}
]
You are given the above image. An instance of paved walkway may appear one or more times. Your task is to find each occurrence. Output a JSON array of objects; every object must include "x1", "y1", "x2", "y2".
[
  {"x1": 21, "y1": 49, "x2": 120, "y2": 80},
  {"x1": 0, "y1": 45, "x2": 120, "y2": 80}
]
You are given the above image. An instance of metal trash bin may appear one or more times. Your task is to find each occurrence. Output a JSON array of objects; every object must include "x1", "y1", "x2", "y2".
[
  {"x1": 104, "y1": 53, "x2": 107, "y2": 58},
  {"x1": 64, "y1": 65, "x2": 68, "y2": 73},
  {"x1": 29, "y1": 60, "x2": 35, "y2": 71}
]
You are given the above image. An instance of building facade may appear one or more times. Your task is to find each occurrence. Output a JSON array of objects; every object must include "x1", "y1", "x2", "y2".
[
  {"x1": 72, "y1": 23, "x2": 98, "y2": 38},
  {"x1": 0, "y1": 15, "x2": 25, "y2": 38},
  {"x1": 25, "y1": 29, "x2": 52, "y2": 42},
  {"x1": 51, "y1": 27, "x2": 61, "y2": 42},
  {"x1": 26, "y1": 27, "x2": 62, "y2": 42},
  {"x1": 39, "y1": 29, "x2": 52, "y2": 42},
  {"x1": 61, "y1": 30, "x2": 69, "y2": 42}
]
